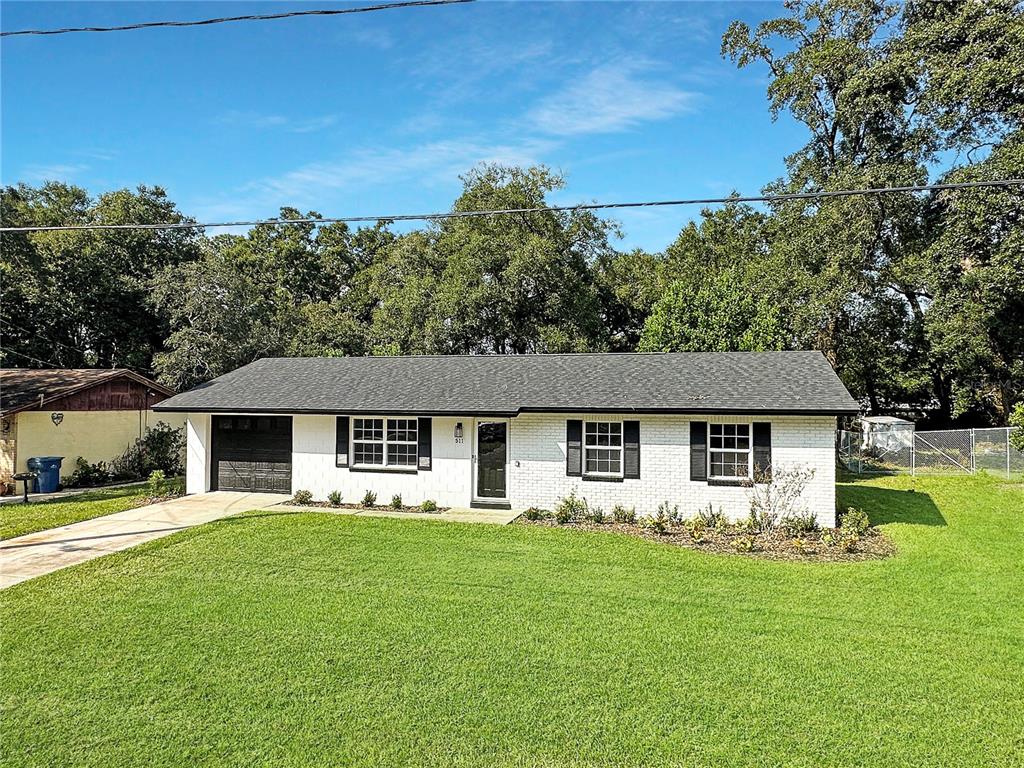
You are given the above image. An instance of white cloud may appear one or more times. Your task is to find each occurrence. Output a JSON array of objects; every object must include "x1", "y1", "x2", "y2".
[
  {"x1": 214, "y1": 110, "x2": 338, "y2": 134},
  {"x1": 527, "y1": 59, "x2": 695, "y2": 136},
  {"x1": 18, "y1": 163, "x2": 90, "y2": 184},
  {"x1": 193, "y1": 136, "x2": 555, "y2": 216}
]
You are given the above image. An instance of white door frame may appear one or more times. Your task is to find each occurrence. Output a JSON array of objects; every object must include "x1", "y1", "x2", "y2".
[{"x1": 472, "y1": 418, "x2": 510, "y2": 502}]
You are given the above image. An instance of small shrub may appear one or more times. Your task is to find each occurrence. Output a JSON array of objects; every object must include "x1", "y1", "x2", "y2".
[
  {"x1": 361, "y1": 490, "x2": 377, "y2": 507},
  {"x1": 657, "y1": 500, "x2": 682, "y2": 526},
  {"x1": 792, "y1": 537, "x2": 812, "y2": 555},
  {"x1": 687, "y1": 515, "x2": 707, "y2": 540},
  {"x1": 587, "y1": 506, "x2": 606, "y2": 524},
  {"x1": 837, "y1": 530, "x2": 860, "y2": 553},
  {"x1": 781, "y1": 509, "x2": 820, "y2": 535},
  {"x1": 420, "y1": 499, "x2": 438, "y2": 512},
  {"x1": 733, "y1": 534, "x2": 756, "y2": 553},
  {"x1": 611, "y1": 504, "x2": 636, "y2": 524},
  {"x1": 746, "y1": 465, "x2": 816, "y2": 532},
  {"x1": 554, "y1": 491, "x2": 587, "y2": 524},
  {"x1": 64, "y1": 457, "x2": 111, "y2": 488},
  {"x1": 147, "y1": 469, "x2": 168, "y2": 497},
  {"x1": 292, "y1": 489, "x2": 313, "y2": 505},
  {"x1": 523, "y1": 506, "x2": 548, "y2": 521},
  {"x1": 390, "y1": 494, "x2": 403, "y2": 510},
  {"x1": 640, "y1": 508, "x2": 669, "y2": 534},
  {"x1": 841, "y1": 506, "x2": 870, "y2": 535},
  {"x1": 327, "y1": 490, "x2": 342, "y2": 507},
  {"x1": 697, "y1": 504, "x2": 728, "y2": 529}
]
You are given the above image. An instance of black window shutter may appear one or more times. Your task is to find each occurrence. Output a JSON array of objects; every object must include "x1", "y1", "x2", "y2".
[
  {"x1": 753, "y1": 422, "x2": 772, "y2": 481},
  {"x1": 566, "y1": 419, "x2": 582, "y2": 476},
  {"x1": 623, "y1": 420, "x2": 640, "y2": 479},
  {"x1": 336, "y1": 416, "x2": 350, "y2": 468},
  {"x1": 690, "y1": 421, "x2": 707, "y2": 481},
  {"x1": 417, "y1": 417, "x2": 432, "y2": 471}
]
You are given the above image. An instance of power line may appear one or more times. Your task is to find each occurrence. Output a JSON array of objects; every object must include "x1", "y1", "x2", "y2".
[
  {"x1": 0, "y1": 179, "x2": 1020, "y2": 234},
  {"x1": 0, "y1": 347, "x2": 62, "y2": 368},
  {"x1": 0, "y1": 0, "x2": 472, "y2": 37},
  {"x1": 0, "y1": 319, "x2": 92, "y2": 357}
]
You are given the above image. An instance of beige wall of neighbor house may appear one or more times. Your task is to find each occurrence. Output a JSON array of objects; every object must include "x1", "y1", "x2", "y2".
[
  {"x1": 0, "y1": 415, "x2": 16, "y2": 489},
  {"x1": 11, "y1": 410, "x2": 186, "y2": 477}
]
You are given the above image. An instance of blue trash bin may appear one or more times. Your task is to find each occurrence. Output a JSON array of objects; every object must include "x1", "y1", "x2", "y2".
[{"x1": 26, "y1": 456, "x2": 64, "y2": 493}]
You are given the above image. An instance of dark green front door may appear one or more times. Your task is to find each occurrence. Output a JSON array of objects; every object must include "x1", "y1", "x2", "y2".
[{"x1": 476, "y1": 421, "x2": 507, "y2": 498}]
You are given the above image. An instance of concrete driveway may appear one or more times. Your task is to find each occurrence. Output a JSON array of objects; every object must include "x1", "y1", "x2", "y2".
[{"x1": 0, "y1": 491, "x2": 283, "y2": 589}]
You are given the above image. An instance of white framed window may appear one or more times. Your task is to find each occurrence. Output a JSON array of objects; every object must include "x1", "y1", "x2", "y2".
[
  {"x1": 584, "y1": 420, "x2": 623, "y2": 476},
  {"x1": 709, "y1": 423, "x2": 751, "y2": 479},
  {"x1": 352, "y1": 417, "x2": 418, "y2": 468}
]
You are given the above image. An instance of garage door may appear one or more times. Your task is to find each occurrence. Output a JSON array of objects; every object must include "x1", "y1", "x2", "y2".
[{"x1": 211, "y1": 415, "x2": 292, "y2": 493}]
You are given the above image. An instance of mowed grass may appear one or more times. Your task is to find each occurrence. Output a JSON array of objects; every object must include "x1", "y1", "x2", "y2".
[
  {"x1": 2, "y1": 475, "x2": 1022, "y2": 767},
  {"x1": 0, "y1": 484, "x2": 150, "y2": 540}
]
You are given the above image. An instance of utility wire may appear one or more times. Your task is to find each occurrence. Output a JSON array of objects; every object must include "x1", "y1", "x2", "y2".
[
  {"x1": 0, "y1": 347, "x2": 62, "y2": 368},
  {"x1": 0, "y1": 179, "x2": 1020, "y2": 234},
  {"x1": 0, "y1": 319, "x2": 92, "y2": 357},
  {"x1": 0, "y1": 0, "x2": 472, "y2": 37}
]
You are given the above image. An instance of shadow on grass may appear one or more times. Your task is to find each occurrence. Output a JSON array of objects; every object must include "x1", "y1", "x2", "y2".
[{"x1": 839, "y1": 484, "x2": 946, "y2": 527}]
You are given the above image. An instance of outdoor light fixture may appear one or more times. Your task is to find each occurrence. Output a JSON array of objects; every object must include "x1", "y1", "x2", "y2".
[{"x1": 454, "y1": 422, "x2": 464, "y2": 439}]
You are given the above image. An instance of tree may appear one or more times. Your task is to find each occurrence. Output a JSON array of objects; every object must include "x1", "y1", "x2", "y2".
[
  {"x1": 721, "y1": 0, "x2": 1024, "y2": 422},
  {"x1": 639, "y1": 269, "x2": 787, "y2": 353},
  {"x1": 0, "y1": 183, "x2": 201, "y2": 372},
  {"x1": 426, "y1": 165, "x2": 613, "y2": 354}
]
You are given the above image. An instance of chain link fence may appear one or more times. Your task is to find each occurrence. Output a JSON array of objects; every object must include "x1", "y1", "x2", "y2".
[{"x1": 839, "y1": 426, "x2": 1024, "y2": 478}]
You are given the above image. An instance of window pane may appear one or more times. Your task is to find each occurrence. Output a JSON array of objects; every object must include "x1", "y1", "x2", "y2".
[
  {"x1": 387, "y1": 443, "x2": 417, "y2": 466},
  {"x1": 354, "y1": 418, "x2": 383, "y2": 441},
  {"x1": 387, "y1": 418, "x2": 417, "y2": 443},
  {"x1": 354, "y1": 442, "x2": 383, "y2": 465},
  {"x1": 710, "y1": 450, "x2": 749, "y2": 478}
]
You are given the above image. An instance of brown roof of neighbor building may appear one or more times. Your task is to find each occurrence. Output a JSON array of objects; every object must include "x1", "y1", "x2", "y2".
[{"x1": 0, "y1": 368, "x2": 174, "y2": 416}]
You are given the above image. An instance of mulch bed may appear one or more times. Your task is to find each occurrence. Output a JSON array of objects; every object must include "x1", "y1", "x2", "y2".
[
  {"x1": 517, "y1": 518, "x2": 896, "y2": 562},
  {"x1": 282, "y1": 500, "x2": 447, "y2": 515}
]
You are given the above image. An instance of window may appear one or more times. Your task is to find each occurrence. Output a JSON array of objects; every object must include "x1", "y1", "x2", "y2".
[
  {"x1": 709, "y1": 423, "x2": 751, "y2": 479},
  {"x1": 584, "y1": 421, "x2": 622, "y2": 476},
  {"x1": 352, "y1": 417, "x2": 417, "y2": 468}
]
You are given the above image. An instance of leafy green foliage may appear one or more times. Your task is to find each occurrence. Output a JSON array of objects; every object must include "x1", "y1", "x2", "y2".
[
  {"x1": 291, "y1": 490, "x2": 313, "y2": 505},
  {"x1": 361, "y1": 490, "x2": 377, "y2": 508},
  {"x1": 553, "y1": 491, "x2": 587, "y2": 524},
  {"x1": 390, "y1": 494, "x2": 403, "y2": 510},
  {"x1": 110, "y1": 422, "x2": 185, "y2": 480},
  {"x1": 611, "y1": 504, "x2": 636, "y2": 524},
  {"x1": 523, "y1": 507, "x2": 548, "y2": 521},
  {"x1": 146, "y1": 470, "x2": 168, "y2": 497},
  {"x1": 63, "y1": 458, "x2": 111, "y2": 489},
  {"x1": 419, "y1": 499, "x2": 438, "y2": 513},
  {"x1": 1011, "y1": 404, "x2": 1024, "y2": 452},
  {"x1": 327, "y1": 491, "x2": 343, "y2": 507}
]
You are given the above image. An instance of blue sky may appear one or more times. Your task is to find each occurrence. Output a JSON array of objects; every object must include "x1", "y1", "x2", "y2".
[{"x1": 1, "y1": 1, "x2": 808, "y2": 252}]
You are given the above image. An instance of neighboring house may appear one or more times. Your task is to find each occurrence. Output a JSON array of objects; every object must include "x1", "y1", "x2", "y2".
[
  {"x1": 0, "y1": 368, "x2": 184, "y2": 492},
  {"x1": 155, "y1": 352, "x2": 859, "y2": 526}
]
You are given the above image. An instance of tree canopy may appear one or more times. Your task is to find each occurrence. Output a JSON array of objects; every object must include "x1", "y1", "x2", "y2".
[{"x1": 2, "y1": 0, "x2": 1021, "y2": 426}]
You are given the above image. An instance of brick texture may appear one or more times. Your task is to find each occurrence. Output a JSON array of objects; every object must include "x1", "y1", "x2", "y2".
[{"x1": 186, "y1": 412, "x2": 838, "y2": 526}]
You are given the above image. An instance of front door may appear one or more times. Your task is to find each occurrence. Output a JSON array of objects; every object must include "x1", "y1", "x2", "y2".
[{"x1": 475, "y1": 420, "x2": 507, "y2": 499}]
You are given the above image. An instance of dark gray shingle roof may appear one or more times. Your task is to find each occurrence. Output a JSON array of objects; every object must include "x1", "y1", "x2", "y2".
[{"x1": 154, "y1": 352, "x2": 858, "y2": 416}]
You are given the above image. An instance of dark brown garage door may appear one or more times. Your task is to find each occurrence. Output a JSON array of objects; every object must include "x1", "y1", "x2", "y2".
[{"x1": 211, "y1": 415, "x2": 292, "y2": 493}]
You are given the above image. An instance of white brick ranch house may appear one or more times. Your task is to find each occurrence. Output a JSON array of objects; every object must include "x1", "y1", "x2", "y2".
[{"x1": 154, "y1": 352, "x2": 859, "y2": 526}]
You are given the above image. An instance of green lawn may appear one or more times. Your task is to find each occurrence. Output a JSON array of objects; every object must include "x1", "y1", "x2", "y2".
[
  {"x1": 0, "y1": 484, "x2": 150, "y2": 540},
  {"x1": 2, "y1": 475, "x2": 1022, "y2": 767}
]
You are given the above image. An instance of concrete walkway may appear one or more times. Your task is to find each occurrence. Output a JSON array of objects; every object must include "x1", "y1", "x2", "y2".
[{"x1": 0, "y1": 491, "x2": 281, "y2": 589}]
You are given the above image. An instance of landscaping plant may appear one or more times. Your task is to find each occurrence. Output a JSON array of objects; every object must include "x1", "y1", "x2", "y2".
[
  {"x1": 327, "y1": 491, "x2": 342, "y2": 507},
  {"x1": 553, "y1": 491, "x2": 587, "y2": 524},
  {"x1": 292, "y1": 490, "x2": 313, "y2": 505},
  {"x1": 420, "y1": 499, "x2": 438, "y2": 513},
  {"x1": 746, "y1": 465, "x2": 815, "y2": 532},
  {"x1": 361, "y1": 490, "x2": 377, "y2": 508}
]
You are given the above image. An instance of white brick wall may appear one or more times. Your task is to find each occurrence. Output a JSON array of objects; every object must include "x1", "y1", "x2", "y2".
[
  {"x1": 184, "y1": 411, "x2": 838, "y2": 526},
  {"x1": 508, "y1": 413, "x2": 837, "y2": 527}
]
